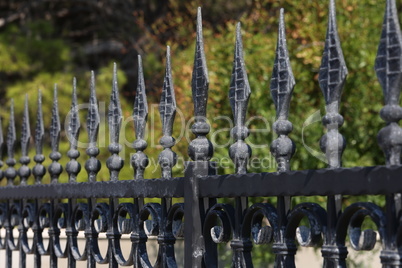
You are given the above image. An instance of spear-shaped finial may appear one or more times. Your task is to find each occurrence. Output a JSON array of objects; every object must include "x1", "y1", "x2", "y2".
[
  {"x1": 229, "y1": 23, "x2": 252, "y2": 174},
  {"x1": 19, "y1": 95, "x2": 31, "y2": 185},
  {"x1": 159, "y1": 46, "x2": 177, "y2": 178},
  {"x1": 270, "y1": 9, "x2": 296, "y2": 172},
  {"x1": 5, "y1": 100, "x2": 16, "y2": 186},
  {"x1": 85, "y1": 71, "x2": 101, "y2": 182},
  {"x1": 48, "y1": 85, "x2": 63, "y2": 183},
  {"x1": 131, "y1": 55, "x2": 149, "y2": 179},
  {"x1": 32, "y1": 91, "x2": 46, "y2": 184},
  {"x1": 107, "y1": 63, "x2": 124, "y2": 181},
  {"x1": 318, "y1": 0, "x2": 347, "y2": 168},
  {"x1": 188, "y1": 7, "x2": 213, "y2": 161},
  {"x1": 375, "y1": 0, "x2": 402, "y2": 165},
  {"x1": 271, "y1": 9, "x2": 296, "y2": 121},
  {"x1": 66, "y1": 78, "x2": 81, "y2": 182}
]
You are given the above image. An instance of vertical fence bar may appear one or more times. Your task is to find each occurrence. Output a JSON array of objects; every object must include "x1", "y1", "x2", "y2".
[
  {"x1": 131, "y1": 54, "x2": 149, "y2": 266},
  {"x1": 270, "y1": 8, "x2": 297, "y2": 267},
  {"x1": 185, "y1": 7, "x2": 216, "y2": 268},
  {"x1": 106, "y1": 63, "x2": 124, "y2": 268},
  {"x1": 156, "y1": 46, "x2": 178, "y2": 266},
  {"x1": 5, "y1": 100, "x2": 16, "y2": 268},
  {"x1": 66, "y1": 78, "x2": 81, "y2": 268},
  {"x1": 228, "y1": 22, "x2": 253, "y2": 268},
  {"x1": 375, "y1": 0, "x2": 402, "y2": 266},
  {"x1": 18, "y1": 95, "x2": 31, "y2": 268},
  {"x1": 32, "y1": 91, "x2": 46, "y2": 268},
  {"x1": 131, "y1": 55, "x2": 149, "y2": 181},
  {"x1": 48, "y1": 85, "x2": 63, "y2": 268},
  {"x1": 85, "y1": 71, "x2": 101, "y2": 268},
  {"x1": 318, "y1": 0, "x2": 348, "y2": 266}
]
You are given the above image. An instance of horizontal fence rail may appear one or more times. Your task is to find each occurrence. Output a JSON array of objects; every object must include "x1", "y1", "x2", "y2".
[{"x1": 0, "y1": 0, "x2": 401, "y2": 267}]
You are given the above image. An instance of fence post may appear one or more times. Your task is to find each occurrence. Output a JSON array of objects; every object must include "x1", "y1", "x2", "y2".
[
  {"x1": 375, "y1": 0, "x2": 402, "y2": 265},
  {"x1": 184, "y1": 7, "x2": 216, "y2": 268}
]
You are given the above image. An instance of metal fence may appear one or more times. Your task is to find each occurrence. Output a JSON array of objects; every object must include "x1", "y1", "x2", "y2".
[{"x1": 0, "y1": 0, "x2": 401, "y2": 267}]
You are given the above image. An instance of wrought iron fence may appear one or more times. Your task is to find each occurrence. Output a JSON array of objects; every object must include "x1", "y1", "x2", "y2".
[{"x1": 0, "y1": 0, "x2": 401, "y2": 267}]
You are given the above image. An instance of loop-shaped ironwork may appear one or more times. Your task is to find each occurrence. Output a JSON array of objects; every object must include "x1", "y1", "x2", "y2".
[
  {"x1": 112, "y1": 203, "x2": 135, "y2": 266},
  {"x1": 36, "y1": 203, "x2": 51, "y2": 255},
  {"x1": 336, "y1": 202, "x2": 385, "y2": 251},
  {"x1": 7, "y1": 203, "x2": 20, "y2": 251},
  {"x1": 166, "y1": 203, "x2": 185, "y2": 239},
  {"x1": 52, "y1": 203, "x2": 69, "y2": 258},
  {"x1": 241, "y1": 203, "x2": 278, "y2": 245},
  {"x1": 132, "y1": 203, "x2": 162, "y2": 266},
  {"x1": 20, "y1": 203, "x2": 35, "y2": 254},
  {"x1": 90, "y1": 202, "x2": 110, "y2": 264},
  {"x1": 203, "y1": 203, "x2": 235, "y2": 267},
  {"x1": 69, "y1": 203, "x2": 89, "y2": 261},
  {"x1": 204, "y1": 204, "x2": 235, "y2": 244},
  {"x1": 285, "y1": 203, "x2": 327, "y2": 247}
]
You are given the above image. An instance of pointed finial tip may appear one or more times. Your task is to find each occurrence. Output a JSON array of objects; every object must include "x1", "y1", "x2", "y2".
[
  {"x1": 197, "y1": 7, "x2": 202, "y2": 30},
  {"x1": 236, "y1": 22, "x2": 241, "y2": 30}
]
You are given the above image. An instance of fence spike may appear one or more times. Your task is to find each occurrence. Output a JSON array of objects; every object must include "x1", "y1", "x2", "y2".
[
  {"x1": 107, "y1": 63, "x2": 124, "y2": 181},
  {"x1": 5, "y1": 100, "x2": 16, "y2": 186},
  {"x1": 87, "y1": 71, "x2": 100, "y2": 146},
  {"x1": 159, "y1": 46, "x2": 177, "y2": 179},
  {"x1": 49, "y1": 85, "x2": 63, "y2": 183},
  {"x1": 19, "y1": 95, "x2": 31, "y2": 185},
  {"x1": 376, "y1": 0, "x2": 402, "y2": 165},
  {"x1": 229, "y1": 22, "x2": 251, "y2": 174},
  {"x1": 32, "y1": 91, "x2": 46, "y2": 184},
  {"x1": 85, "y1": 71, "x2": 101, "y2": 182},
  {"x1": 270, "y1": 8, "x2": 296, "y2": 172},
  {"x1": 318, "y1": 0, "x2": 347, "y2": 168},
  {"x1": 50, "y1": 85, "x2": 61, "y2": 153},
  {"x1": 66, "y1": 78, "x2": 81, "y2": 182},
  {"x1": 188, "y1": 7, "x2": 213, "y2": 161},
  {"x1": 131, "y1": 55, "x2": 149, "y2": 179}
]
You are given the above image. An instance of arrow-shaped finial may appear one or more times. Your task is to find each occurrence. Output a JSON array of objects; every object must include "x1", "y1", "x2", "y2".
[
  {"x1": 270, "y1": 8, "x2": 295, "y2": 120},
  {"x1": 134, "y1": 55, "x2": 148, "y2": 139}
]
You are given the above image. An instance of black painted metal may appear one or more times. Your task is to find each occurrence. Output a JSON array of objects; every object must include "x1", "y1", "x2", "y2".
[{"x1": 0, "y1": 2, "x2": 402, "y2": 268}]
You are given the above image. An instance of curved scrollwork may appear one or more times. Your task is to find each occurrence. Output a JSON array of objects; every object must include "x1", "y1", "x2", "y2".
[
  {"x1": 7, "y1": 203, "x2": 20, "y2": 251},
  {"x1": 203, "y1": 204, "x2": 235, "y2": 266},
  {"x1": 166, "y1": 203, "x2": 185, "y2": 241},
  {"x1": 285, "y1": 203, "x2": 327, "y2": 248},
  {"x1": 68, "y1": 203, "x2": 89, "y2": 261},
  {"x1": 133, "y1": 203, "x2": 162, "y2": 267},
  {"x1": 20, "y1": 203, "x2": 35, "y2": 254},
  {"x1": 336, "y1": 202, "x2": 385, "y2": 255},
  {"x1": 90, "y1": 202, "x2": 110, "y2": 264},
  {"x1": 52, "y1": 203, "x2": 69, "y2": 258},
  {"x1": 241, "y1": 203, "x2": 278, "y2": 246},
  {"x1": 36, "y1": 203, "x2": 51, "y2": 255},
  {"x1": 111, "y1": 203, "x2": 135, "y2": 266}
]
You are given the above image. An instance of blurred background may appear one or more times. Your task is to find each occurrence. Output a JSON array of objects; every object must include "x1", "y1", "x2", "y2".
[{"x1": 0, "y1": 1, "x2": 400, "y2": 266}]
